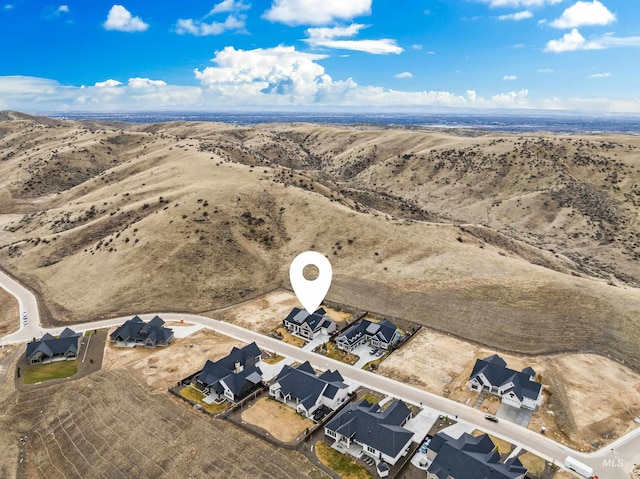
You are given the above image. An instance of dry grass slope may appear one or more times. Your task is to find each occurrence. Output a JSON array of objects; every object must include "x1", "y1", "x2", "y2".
[
  {"x1": 0, "y1": 369, "x2": 325, "y2": 479},
  {"x1": 0, "y1": 115, "x2": 639, "y2": 371}
]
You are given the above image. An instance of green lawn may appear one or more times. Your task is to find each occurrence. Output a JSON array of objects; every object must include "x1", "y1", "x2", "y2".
[
  {"x1": 315, "y1": 441, "x2": 372, "y2": 479},
  {"x1": 22, "y1": 360, "x2": 78, "y2": 384},
  {"x1": 180, "y1": 386, "x2": 228, "y2": 414},
  {"x1": 326, "y1": 343, "x2": 358, "y2": 365}
]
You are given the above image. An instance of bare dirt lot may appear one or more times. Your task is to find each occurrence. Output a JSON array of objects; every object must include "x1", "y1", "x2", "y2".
[
  {"x1": 0, "y1": 287, "x2": 18, "y2": 336},
  {"x1": 241, "y1": 396, "x2": 313, "y2": 442},
  {"x1": 102, "y1": 328, "x2": 246, "y2": 391},
  {"x1": 216, "y1": 290, "x2": 351, "y2": 334},
  {"x1": 378, "y1": 327, "x2": 640, "y2": 450},
  {"x1": 216, "y1": 290, "x2": 301, "y2": 334},
  {"x1": 0, "y1": 369, "x2": 327, "y2": 479}
]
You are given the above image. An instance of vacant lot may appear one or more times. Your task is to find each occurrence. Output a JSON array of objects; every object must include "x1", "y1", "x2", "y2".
[
  {"x1": 241, "y1": 397, "x2": 313, "y2": 442},
  {"x1": 378, "y1": 327, "x2": 640, "y2": 449},
  {"x1": 217, "y1": 290, "x2": 351, "y2": 334},
  {"x1": 102, "y1": 328, "x2": 246, "y2": 391},
  {"x1": 0, "y1": 286, "x2": 18, "y2": 336},
  {"x1": 0, "y1": 369, "x2": 327, "y2": 479},
  {"x1": 217, "y1": 291, "x2": 301, "y2": 334}
]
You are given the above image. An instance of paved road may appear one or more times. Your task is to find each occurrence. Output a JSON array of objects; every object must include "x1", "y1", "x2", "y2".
[
  {"x1": 0, "y1": 269, "x2": 41, "y2": 342},
  {"x1": 1, "y1": 277, "x2": 638, "y2": 478}
]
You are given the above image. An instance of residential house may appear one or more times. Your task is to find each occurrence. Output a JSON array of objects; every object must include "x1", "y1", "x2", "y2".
[
  {"x1": 193, "y1": 342, "x2": 263, "y2": 403},
  {"x1": 335, "y1": 319, "x2": 402, "y2": 353},
  {"x1": 425, "y1": 432, "x2": 527, "y2": 479},
  {"x1": 110, "y1": 315, "x2": 174, "y2": 348},
  {"x1": 283, "y1": 307, "x2": 337, "y2": 340},
  {"x1": 26, "y1": 327, "x2": 81, "y2": 364},
  {"x1": 324, "y1": 399, "x2": 413, "y2": 465},
  {"x1": 269, "y1": 361, "x2": 349, "y2": 418},
  {"x1": 467, "y1": 354, "x2": 542, "y2": 410}
]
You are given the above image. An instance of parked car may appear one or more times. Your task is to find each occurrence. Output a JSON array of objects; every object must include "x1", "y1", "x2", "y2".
[
  {"x1": 420, "y1": 438, "x2": 431, "y2": 453},
  {"x1": 484, "y1": 414, "x2": 499, "y2": 423}
]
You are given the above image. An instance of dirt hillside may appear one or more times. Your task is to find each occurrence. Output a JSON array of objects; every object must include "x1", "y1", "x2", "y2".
[{"x1": 0, "y1": 114, "x2": 639, "y2": 370}]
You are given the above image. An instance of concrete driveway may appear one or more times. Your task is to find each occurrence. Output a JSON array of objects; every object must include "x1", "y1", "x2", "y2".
[{"x1": 352, "y1": 344, "x2": 382, "y2": 368}]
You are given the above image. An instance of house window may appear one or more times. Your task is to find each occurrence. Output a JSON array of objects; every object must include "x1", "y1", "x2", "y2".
[
  {"x1": 366, "y1": 445, "x2": 376, "y2": 454},
  {"x1": 326, "y1": 429, "x2": 336, "y2": 438}
]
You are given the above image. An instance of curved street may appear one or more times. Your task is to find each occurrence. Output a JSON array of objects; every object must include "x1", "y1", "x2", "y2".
[{"x1": 1, "y1": 271, "x2": 638, "y2": 479}]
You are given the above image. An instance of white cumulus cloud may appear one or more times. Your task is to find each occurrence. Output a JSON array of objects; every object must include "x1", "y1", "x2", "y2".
[
  {"x1": 94, "y1": 79, "x2": 123, "y2": 88},
  {"x1": 176, "y1": 15, "x2": 245, "y2": 36},
  {"x1": 551, "y1": 0, "x2": 615, "y2": 28},
  {"x1": 305, "y1": 23, "x2": 402, "y2": 55},
  {"x1": 589, "y1": 72, "x2": 610, "y2": 78},
  {"x1": 57, "y1": 5, "x2": 69, "y2": 14},
  {"x1": 545, "y1": 28, "x2": 602, "y2": 52},
  {"x1": 208, "y1": 0, "x2": 250, "y2": 15},
  {"x1": 263, "y1": 0, "x2": 371, "y2": 26},
  {"x1": 498, "y1": 10, "x2": 533, "y2": 20},
  {"x1": 478, "y1": 0, "x2": 561, "y2": 7},
  {"x1": 503, "y1": 75, "x2": 518, "y2": 80},
  {"x1": 103, "y1": 5, "x2": 148, "y2": 32},
  {"x1": 395, "y1": 72, "x2": 413, "y2": 79}
]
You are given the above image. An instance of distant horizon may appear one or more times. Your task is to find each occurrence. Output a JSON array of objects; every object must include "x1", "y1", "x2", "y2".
[
  {"x1": 11, "y1": 109, "x2": 638, "y2": 134},
  {"x1": 1, "y1": 1, "x2": 639, "y2": 113}
]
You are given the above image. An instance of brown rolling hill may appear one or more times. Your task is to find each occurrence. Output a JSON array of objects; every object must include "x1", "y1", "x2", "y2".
[{"x1": 0, "y1": 113, "x2": 639, "y2": 370}]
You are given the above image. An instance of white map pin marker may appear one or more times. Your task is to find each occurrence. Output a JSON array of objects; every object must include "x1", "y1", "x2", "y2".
[{"x1": 289, "y1": 251, "x2": 332, "y2": 315}]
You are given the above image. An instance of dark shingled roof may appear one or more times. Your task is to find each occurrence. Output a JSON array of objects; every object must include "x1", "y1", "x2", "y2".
[
  {"x1": 217, "y1": 342, "x2": 261, "y2": 371},
  {"x1": 284, "y1": 307, "x2": 332, "y2": 332},
  {"x1": 469, "y1": 354, "x2": 541, "y2": 402},
  {"x1": 427, "y1": 432, "x2": 527, "y2": 479},
  {"x1": 110, "y1": 315, "x2": 173, "y2": 344},
  {"x1": 26, "y1": 328, "x2": 81, "y2": 362},
  {"x1": 325, "y1": 399, "x2": 413, "y2": 459},
  {"x1": 273, "y1": 361, "x2": 347, "y2": 411},
  {"x1": 196, "y1": 342, "x2": 262, "y2": 397},
  {"x1": 337, "y1": 319, "x2": 399, "y2": 347}
]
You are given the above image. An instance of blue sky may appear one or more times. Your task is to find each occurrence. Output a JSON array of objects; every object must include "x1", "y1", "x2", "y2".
[{"x1": 0, "y1": 0, "x2": 638, "y2": 112}]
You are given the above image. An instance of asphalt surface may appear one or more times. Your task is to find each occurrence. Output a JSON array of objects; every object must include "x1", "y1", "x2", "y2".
[{"x1": 1, "y1": 273, "x2": 639, "y2": 479}]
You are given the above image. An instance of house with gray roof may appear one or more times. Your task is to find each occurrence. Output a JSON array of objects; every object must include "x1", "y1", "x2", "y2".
[
  {"x1": 269, "y1": 361, "x2": 349, "y2": 418},
  {"x1": 192, "y1": 342, "x2": 263, "y2": 403},
  {"x1": 467, "y1": 354, "x2": 542, "y2": 410},
  {"x1": 283, "y1": 307, "x2": 337, "y2": 340},
  {"x1": 110, "y1": 315, "x2": 174, "y2": 348},
  {"x1": 425, "y1": 431, "x2": 527, "y2": 479},
  {"x1": 335, "y1": 319, "x2": 402, "y2": 353},
  {"x1": 324, "y1": 399, "x2": 413, "y2": 465},
  {"x1": 26, "y1": 327, "x2": 81, "y2": 364}
]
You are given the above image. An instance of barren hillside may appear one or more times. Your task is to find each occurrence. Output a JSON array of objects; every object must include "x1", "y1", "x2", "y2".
[{"x1": 0, "y1": 113, "x2": 639, "y2": 369}]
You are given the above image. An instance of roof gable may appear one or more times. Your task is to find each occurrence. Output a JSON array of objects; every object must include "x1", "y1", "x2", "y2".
[
  {"x1": 274, "y1": 361, "x2": 346, "y2": 409},
  {"x1": 470, "y1": 355, "x2": 541, "y2": 401},
  {"x1": 26, "y1": 328, "x2": 81, "y2": 361},
  {"x1": 325, "y1": 399, "x2": 412, "y2": 458},
  {"x1": 110, "y1": 316, "x2": 173, "y2": 344},
  {"x1": 427, "y1": 433, "x2": 527, "y2": 479}
]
